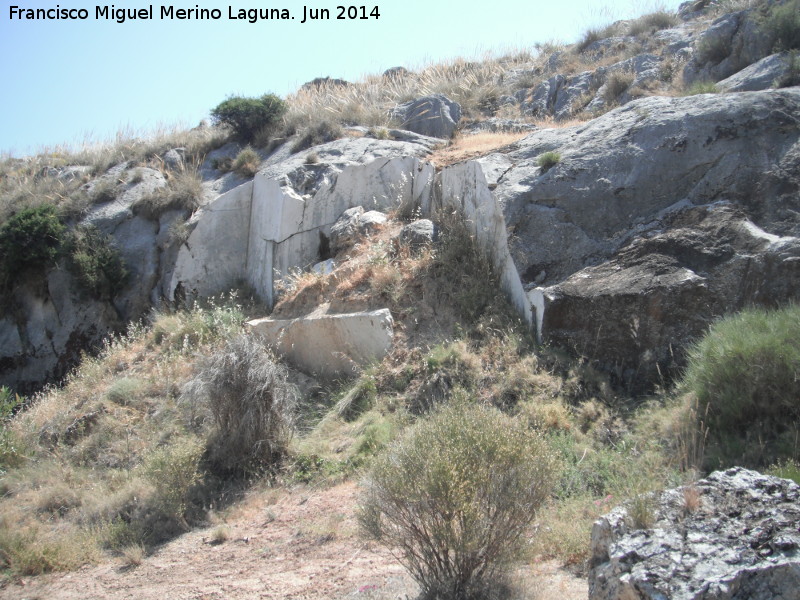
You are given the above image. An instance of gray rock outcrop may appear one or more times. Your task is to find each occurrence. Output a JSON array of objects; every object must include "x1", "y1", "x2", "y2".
[
  {"x1": 682, "y1": 6, "x2": 776, "y2": 86},
  {"x1": 391, "y1": 94, "x2": 462, "y2": 139},
  {"x1": 499, "y1": 89, "x2": 800, "y2": 390},
  {"x1": 717, "y1": 52, "x2": 797, "y2": 91},
  {"x1": 397, "y1": 219, "x2": 437, "y2": 249},
  {"x1": 168, "y1": 136, "x2": 437, "y2": 309},
  {"x1": 589, "y1": 468, "x2": 800, "y2": 600},
  {"x1": 329, "y1": 206, "x2": 387, "y2": 255}
]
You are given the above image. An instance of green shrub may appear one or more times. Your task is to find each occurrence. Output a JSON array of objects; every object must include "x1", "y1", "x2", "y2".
[
  {"x1": 210, "y1": 94, "x2": 288, "y2": 143},
  {"x1": 763, "y1": 0, "x2": 800, "y2": 51},
  {"x1": 682, "y1": 304, "x2": 800, "y2": 467},
  {"x1": 358, "y1": 401, "x2": 557, "y2": 600},
  {"x1": 64, "y1": 225, "x2": 128, "y2": 300},
  {"x1": 181, "y1": 334, "x2": 296, "y2": 475},
  {"x1": 105, "y1": 377, "x2": 144, "y2": 406},
  {"x1": 537, "y1": 151, "x2": 561, "y2": 172},
  {"x1": 142, "y1": 435, "x2": 204, "y2": 527},
  {"x1": 231, "y1": 146, "x2": 261, "y2": 177},
  {"x1": 0, "y1": 205, "x2": 65, "y2": 283}
]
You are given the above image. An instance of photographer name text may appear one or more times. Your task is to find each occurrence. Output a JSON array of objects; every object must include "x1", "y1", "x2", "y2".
[{"x1": 8, "y1": 4, "x2": 381, "y2": 24}]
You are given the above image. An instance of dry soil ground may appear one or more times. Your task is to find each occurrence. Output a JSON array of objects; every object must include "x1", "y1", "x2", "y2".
[{"x1": 0, "y1": 482, "x2": 587, "y2": 600}]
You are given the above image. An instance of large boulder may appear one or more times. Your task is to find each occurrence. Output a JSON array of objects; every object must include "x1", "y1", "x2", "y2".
[
  {"x1": 329, "y1": 206, "x2": 387, "y2": 255},
  {"x1": 246, "y1": 309, "x2": 394, "y2": 378},
  {"x1": 531, "y1": 205, "x2": 800, "y2": 390},
  {"x1": 717, "y1": 52, "x2": 798, "y2": 91},
  {"x1": 589, "y1": 468, "x2": 800, "y2": 600},
  {"x1": 391, "y1": 94, "x2": 462, "y2": 139}
]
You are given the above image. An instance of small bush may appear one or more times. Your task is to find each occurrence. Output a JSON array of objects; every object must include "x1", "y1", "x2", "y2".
[
  {"x1": 627, "y1": 11, "x2": 679, "y2": 37},
  {"x1": 537, "y1": 151, "x2": 561, "y2": 172},
  {"x1": 182, "y1": 334, "x2": 296, "y2": 475},
  {"x1": 682, "y1": 304, "x2": 800, "y2": 467},
  {"x1": 575, "y1": 23, "x2": 620, "y2": 54},
  {"x1": 142, "y1": 435, "x2": 204, "y2": 527},
  {"x1": 231, "y1": 146, "x2": 261, "y2": 177},
  {"x1": 132, "y1": 166, "x2": 203, "y2": 220},
  {"x1": 290, "y1": 119, "x2": 344, "y2": 153},
  {"x1": 64, "y1": 224, "x2": 128, "y2": 300},
  {"x1": 763, "y1": 0, "x2": 800, "y2": 51},
  {"x1": 210, "y1": 94, "x2": 288, "y2": 143},
  {"x1": 696, "y1": 34, "x2": 731, "y2": 65},
  {"x1": 0, "y1": 205, "x2": 65, "y2": 283},
  {"x1": 358, "y1": 401, "x2": 558, "y2": 600},
  {"x1": 603, "y1": 70, "x2": 635, "y2": 105}
]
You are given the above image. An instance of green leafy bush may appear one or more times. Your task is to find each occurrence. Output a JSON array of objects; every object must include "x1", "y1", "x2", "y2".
[
  {"x1": 537, "y1": 151, "x2": 561, "y2": 172},
  {"x1": 64, "y1": 225, "x2": 128, "y2": 300},
  {"x1": 210, "y1": 94, "x2": 288, "y2": 143},
  {"x1": 181, "y1": 334, "x2": 296, "y2": 475},
  {"x1": 0, "y1": 205, "x2": 65, "y2": 283},
  {"x1": 682, "y1": 304, "x2": 800, "y2": 467},
  {"x1": 358, "y1": 401, "x2": 558, "y2": 600}
]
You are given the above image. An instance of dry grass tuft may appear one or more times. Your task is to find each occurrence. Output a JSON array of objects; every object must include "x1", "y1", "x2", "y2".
[{"x1": 428, "y1": 131, "x2": 530, "y2": 167}]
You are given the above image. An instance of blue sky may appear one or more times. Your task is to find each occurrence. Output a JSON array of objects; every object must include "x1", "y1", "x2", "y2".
[{"x1": 1, "y1": 0, "x2": 687, "y2": 155}]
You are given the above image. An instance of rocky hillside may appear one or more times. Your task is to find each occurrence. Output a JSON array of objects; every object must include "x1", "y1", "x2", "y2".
[
  {"x1": 3, "y1": 0, "x2": 799, "y2": 395},
  {"x1": 0, "y1": 1, "x2": 799, "y2": 597}
]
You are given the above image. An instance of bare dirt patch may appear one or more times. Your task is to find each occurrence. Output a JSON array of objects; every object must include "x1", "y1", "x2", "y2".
[{"x1": 0, "y1": 481, "x2": 586, "y2": 600}]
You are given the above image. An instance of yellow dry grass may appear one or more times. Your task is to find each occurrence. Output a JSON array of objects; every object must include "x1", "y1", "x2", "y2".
[{"x1": 428, "y1": 131, "x2": 530, "y2": 167}]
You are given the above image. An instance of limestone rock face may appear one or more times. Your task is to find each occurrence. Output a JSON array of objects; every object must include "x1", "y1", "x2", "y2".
[
  {"x1": 391, "y1": 94, "x2": 462, "y2": 139},
  {"x1": 0, "y1": 270, "x2": 121, "y2": 393},
  {"x1": 246, "y1": 309, "x2": 394, "y2": 378},
  {"x1": 531, "y1": 205, "x2": 800, "y2": 389},
  {"x1": 589, "y1": 468, "x2": 800, "y2": 600},
  {"x1": 717, "y1": 52, "x2": 797, "y2": 91},
  {"x1": 682, "y1": 6, "x2": 775, "y2": 86},
  {"x1": 500, "y1": 89, "x2": 800, "y2": 286},
  {"x1": 170, "y1": 137, "x2": 436, "y2": 308},
  {"x1": 500, "y1": 89, "x2": 800, "y2": 389}
]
